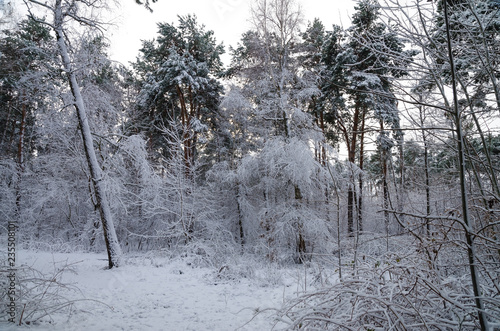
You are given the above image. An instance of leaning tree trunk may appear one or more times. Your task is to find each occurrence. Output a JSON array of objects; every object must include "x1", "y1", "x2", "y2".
[
  {"x1": 443, "y1": 2, "x2": 487, "y2": 329},
  {"x1": 53, "y1": 1, "x2": 122, "y2": 268}
]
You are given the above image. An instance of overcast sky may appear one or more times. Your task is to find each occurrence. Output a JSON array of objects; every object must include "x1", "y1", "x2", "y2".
[{"x1": 107, "y1": 0, "x2": 356, "y2": 66}]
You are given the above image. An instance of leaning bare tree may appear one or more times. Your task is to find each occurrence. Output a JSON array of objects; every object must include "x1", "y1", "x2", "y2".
[{"x1": 23, "y1": 0, "x2": 122, "y2": 268}]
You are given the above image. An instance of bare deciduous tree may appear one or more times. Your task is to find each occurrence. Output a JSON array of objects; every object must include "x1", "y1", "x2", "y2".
[{"x1": 23, "y1": 0, "x2": 122, "y2": 268}]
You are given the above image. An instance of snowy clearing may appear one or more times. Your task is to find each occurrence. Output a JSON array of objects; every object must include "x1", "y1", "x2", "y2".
[{"x1": 2, "y1": 250, "x2": 326, "y2": 331}]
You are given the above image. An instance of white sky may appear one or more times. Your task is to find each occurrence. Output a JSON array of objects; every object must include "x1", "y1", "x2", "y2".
[
  {"x1": 107, "y1": 0, "x2": 356, "y2": 66},
  {"x1": 6, "y1": 0, "x2": 356, "y2": 66}
]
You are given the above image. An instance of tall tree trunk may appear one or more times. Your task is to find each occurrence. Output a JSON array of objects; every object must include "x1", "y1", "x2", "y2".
[
  {"x1": 319, "y1": 108, "x2": 326, "y2": 166},
  {"x1": 357, "y1": 110, "x2": 366, "y2": 233},
  {"x1": 336, "y1": 188, "x2": 342, "y2": 279},
  {"x1": 417, "y1": 97, "x2": 432, "y2": 237},
  {"x1": 420, "y1": 114, "x2": 431, "y2": 237},
  {"x1": 295, "y1": 185, "x2": 306, "y2": 263},
  {"x1": 313, "y1": 112, "x2": 319, "y2": 161},
  {"x1": 176, "y1": 85, "x2": 192, "y2": 177},
  {"x1": 15, "y1": 100, "x2": 26, "y2": 211},
  {"x1": 347, "y1": 106, "x2": 360, "y2": 235},
  {"x1": 347, "y1": 186, "x2": 355, "y2": 235},
  {"x1": 53, "y1": 1, "x2": 122, "y2": 268},
  {"x1": 380, "y1": 122, "x2": 390, "y2": 246},
  {"x1": 7, "y1": 116, "x2": 16, "y2": 155},
  {"x1": 236, "y1": 181, "x2": 245, "y2": 247},
  {"x1": 444, "y1": 2, "x2": 487, "y2": 328},
  {"x1": 396, "y1": 132, "x2": 405, "y2": 233}
]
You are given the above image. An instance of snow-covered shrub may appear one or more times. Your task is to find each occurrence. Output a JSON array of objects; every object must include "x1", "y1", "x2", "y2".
[
  {"x1": 276, "y1": 235, "x2": 500, "y2": 330},
  {"x1": 0, "y1": 261, "x2": 107, "y2": 325},
  {"x1": 237, "y1": 137, "x2": 335, "y2": 263},
  {"x1": 103, "y1": 133, "x2": 195, "y2": 251}
]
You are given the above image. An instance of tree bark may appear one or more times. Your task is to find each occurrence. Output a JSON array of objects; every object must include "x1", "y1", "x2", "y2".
[
  {"x1": 319, "y1": 107, "x2": 326, "y2": 166},
  {"x1": 15, "y1": 100, "x2": 26, "y2": 211},
  {"x1": 236, "y1": 181, "x2": 245, "y2": 247},
  {"x1": 419, "y1": 104, "x2": 431, "y2": 237},
  {"x1": 380, "y1": 121, "x2": 390, "y2": 244},
  {"x1": 357, "y1": 109, "x2": 366, "y2": 233},
  {"x1": 443, "y1": 2, "x2": 487, "y2": 329},
  {"x1": 295, "y1": 185, "x2": 306, "y2": 263},
  {"x1": 53, "y1": 0, "x2": 122, "y2": 268},
  {"x1": 396, "y1": 132, "x2": 405, "y2": 234},
  {"x1": 347, "y1": 106, "x2": 360, "y2": 235}
]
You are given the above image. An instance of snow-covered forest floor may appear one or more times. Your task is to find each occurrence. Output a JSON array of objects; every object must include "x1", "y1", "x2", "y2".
[{"x1": 2, "y1": 249, "x2": 334, "y2": 331}]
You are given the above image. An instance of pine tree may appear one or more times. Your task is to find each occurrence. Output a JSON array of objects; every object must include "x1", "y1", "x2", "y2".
[
  {"x1": 132, "y1": 15, "x2": 224, "y2": 174},
  {"x1": 0, "y1": 17, "x2": 59, "y2": 243},
  {"x1": 0, "y1": 17, "x2": 56, "y2": 161},
  {"x1": 299, "y1": 18, "x2": 327, "y2": 164},
  {"x1": 318, "y1": 0, "x2": 414, "y2": 234}
]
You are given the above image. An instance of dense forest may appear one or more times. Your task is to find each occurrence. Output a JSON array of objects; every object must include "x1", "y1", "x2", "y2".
[{"x1": 1, "y1": 0, "x2": 499, "y2": 329}]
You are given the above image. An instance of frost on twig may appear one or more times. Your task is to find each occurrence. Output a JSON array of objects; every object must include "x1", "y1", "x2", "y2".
[
  {"x1": 275, "y1": 243, "x2": 500, "y2": 330},
  {"x1": 0, "y1": 260, "x2": 110, "y2": 325}
]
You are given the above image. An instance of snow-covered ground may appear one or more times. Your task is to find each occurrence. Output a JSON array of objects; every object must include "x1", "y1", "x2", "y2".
[{"x1": 3, "y1": 250, "x2": 327, "y2": 331}]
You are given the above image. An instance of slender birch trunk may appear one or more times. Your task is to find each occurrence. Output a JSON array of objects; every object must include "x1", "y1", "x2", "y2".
[{"x1": 53, "y1": 0, "x2": 122, "y2": 268}]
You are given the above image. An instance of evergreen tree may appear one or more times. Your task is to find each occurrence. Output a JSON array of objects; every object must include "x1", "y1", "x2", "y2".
[
  {"x1": 0, "y1": 17, "x2": 56, "y2": 161},
  {"x1": 318, "y1": 0, "x2": 414, "y2": 234},
  {"x1": 299, "y1": 18, "x2": 327, "y2": 164},
  {"x1": 132, "y1": 15, "x2": 224, "y2": 173}
]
